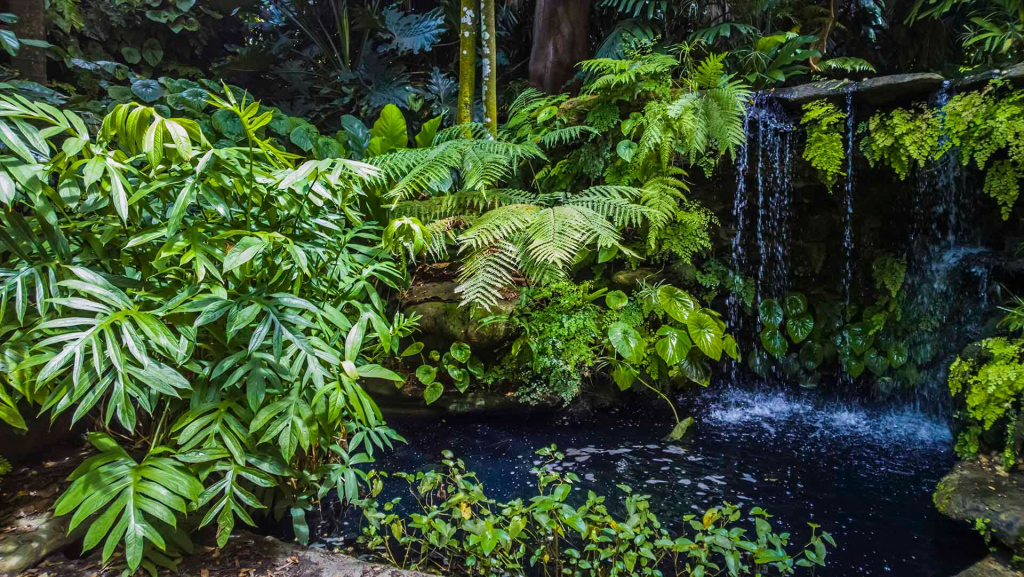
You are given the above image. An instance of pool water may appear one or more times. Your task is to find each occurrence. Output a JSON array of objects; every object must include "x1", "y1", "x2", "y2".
[{"x1": 366, "y1": 388, "x2": 986, "y2": 576}]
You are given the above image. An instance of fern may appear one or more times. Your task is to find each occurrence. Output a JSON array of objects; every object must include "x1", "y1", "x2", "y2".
[
  {"x1": 818, "y1": 57, "x2": 877, "y2": 74},
  {"x1": 801, "y1": 100, "x2": 847, "y2": 190}
]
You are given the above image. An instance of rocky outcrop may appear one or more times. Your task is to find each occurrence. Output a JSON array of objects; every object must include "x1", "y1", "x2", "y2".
[
  {"x1": 772, "y1": 73, "x2": 946, "y2": 107},
  {"x1": 401, "y1": 282, "x2": 514, "y2": 352},
  {"x1": 935, "y1": 458, "x2": 1024, "y2": 551},
  {"x1": 955, "y1": 553, "x2": 1023, "y2": 577},
  {"x1": 609, "y1": 267, "x2": 664, "y2": 292},
  {"x1": 0, "y1": 511, "x2": 73, "y2": 575}
]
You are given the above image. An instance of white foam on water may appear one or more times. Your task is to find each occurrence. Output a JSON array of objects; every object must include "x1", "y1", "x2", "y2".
[{"x1": 706, "y1": 389, "x2": 952, "y2": 446}]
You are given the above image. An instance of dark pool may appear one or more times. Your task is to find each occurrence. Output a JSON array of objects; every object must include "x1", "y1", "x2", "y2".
[{"x1": 353, "y1": 387, "x2": 987, "y2": 576}]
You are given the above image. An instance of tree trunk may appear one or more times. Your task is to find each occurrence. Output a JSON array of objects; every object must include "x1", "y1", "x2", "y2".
[
  {"x1": 529, "y1": 0, "x2": 590, "y2": 94},
  {"x1": 480, "y1": 0, "x2": 497, "y2": 136},
  {"x1": 456, "y1": 0, "x2": 477, "y2": 125},
  {"x1": 5, "y1": 0, "x2": 47, "y2": 83}
]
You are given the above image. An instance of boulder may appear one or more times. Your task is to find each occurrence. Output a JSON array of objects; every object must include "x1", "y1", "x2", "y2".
[
  {"x1": 0, "y1": 511, "x2": 73, "y2": 575},
  {"x1": 935, "y1": 459, "x2": 1024, "y2": 551},
  {"x1": 401, "y1": 282, "x2": 514, "y2": 352},
  {"x1": 955, "y1": 553, "x2": 1023, "y2": 577}
]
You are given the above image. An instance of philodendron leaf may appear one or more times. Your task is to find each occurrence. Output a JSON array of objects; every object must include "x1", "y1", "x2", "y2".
[
  {"x1": 449, "y1": 367, "x2": 470, "y2": 393},
  {"x1": 605, "y1": 290, "x2": 628, "y2": 310},
  {"x1": 466, "y1": 357, "x2": 485, "y2": 378},
  {"x1": 748, "y1": 349, "x2": 771, "y2": 377},
  {"x1": 450, "y1": 342, "x2": 471, "y2": 363},
  {"x1": 760, "y1": 327, "x2": 788, "y2": 358},
  {"x1": 844, "y1": 322, "x2": 874, "y2": 355},
  {"x1": 759, "y1": 299, "x2": 784, "y2": 328},
  {"x1": 423, "y1": 382, "x2": 443, "y2": 404},
  {"x1": 843, "y1": 354, "x2": 865, "y2": 378},
  {"x1": 677, "y1": 350, "x2": 710, "y2": 386},
  {"x1": 722, "y1": 334, "x2": 740, "y2": 361},
  {"x1": 864, "y1": 348, "x2": 890, "y2": 376},
  {"x1": 372, "y1": 104, "x2": 408, "y2": 152},
  {"x1": 659, "y1": 286, "x2": 696, "y2": 323},
  {"x1": 608, "y1": 322, "x2": 645, "y2": 362},
  {"x1": 655, "y1": 325, "x2": 691, "y2": 365},
  {"x1": 888, "y1": 342, "x2": 909, "y2": 368},
  {"x1": 800, "y1": 341, "x2": 824, "y2": 370},
  {"x1": 687, "y1": 312, "x2": 724, "y2": 361},
  {"x1": 612, "y1": 361, "x2": 637, "y2": 391},
  {"x1": 131, "y1": 79, "x2": 163, "y2": 103},
  {"x1": 783, "y1": 292, "x2": 808, "y2": 316},
  {"x1": 786, "y1": 313, "x2": 814, "y2": 343},
  {"x1": 616, "y1": 140, "x2": 638, "y2": 162},
  {"x1": 415, "y1": 365, "x2": 437, "y2": 385},
  {"x1": 665, "y1": 416, "x2": 694, "y2": 441}
]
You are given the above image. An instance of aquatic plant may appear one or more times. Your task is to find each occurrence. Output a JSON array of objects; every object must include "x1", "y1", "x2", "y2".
[{"x1": 359, "y1": 445, "x2": 836, "y2": 576}]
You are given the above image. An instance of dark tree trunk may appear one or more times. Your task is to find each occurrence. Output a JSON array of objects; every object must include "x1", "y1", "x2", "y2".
[
  {"x1": 529, "y1": 0, "x2": 590, "y2": 94},
  {"x1": 4, "y1": 0, "x2": 47, "y2": 83}
]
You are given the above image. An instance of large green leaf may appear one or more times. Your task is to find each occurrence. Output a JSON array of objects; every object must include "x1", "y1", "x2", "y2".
[
  {"x1": 415, "y1": 115, "x2": 442, "y2": 148},
  {"x1": 687, "y1": 312, "x2": 723, "y2": 361},
  {"x1": 760, "y1": 327, "x2": 788, "y2": 358},
  {"x1": 678, "y1": 350, "x2": 711, "y2": 386},
  {"x1": 888, "y1": 342, "x2": 909, "y2": 368},
  {"x1": 785, "y1": 313, "x2": 814, "y2": 343},
  {"x1": 415, "y1": 364, "x2": 437, "y2": 385},
  {"x1": 799, "y1": 341, "x2": 824, "y2": 370},
  {"x1": 371, "y1": 104, "x2": 408, "y2": 152},
  {"x1": 759, "y1": 299, "x2": 784, "y2": 328},
  {"x1": 864, "y1": 348, "x2": 890, "y2": 376},
  {"x1": 843, "y1": 354, "x2": 866, "y2": 378},
  {"x1": 605, "y1": 290, "x2": 629, "y2": 310},
  {"x1": 658, "y1": 285, "x2": 696, "y2": 323},
  {"x1": 844, "y1": 322, "x2": 874, "y2": 355},
  {"x1": 655, "y1": 325, "x2": 691, "y2": 365},
  {"x1": 450, "y1": 341, "x2": 471, "y2": 363},
  {"x1": 423, "y1": 382, "x2": 443, "y2": 404},
  {"x1": 608, "y1": 322, "x2": 645, "y2": 362}
]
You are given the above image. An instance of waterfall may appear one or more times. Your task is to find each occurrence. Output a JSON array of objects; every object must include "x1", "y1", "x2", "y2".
[
  {"x1": 752, "y1": 96, "x2": 794, "y2": 303},
  {"x1": 842, "y1": 92, "x2": 855, "y2": 306},
  {"x1": 726, "y1": 110, "x2": 752, "y2": 381}
]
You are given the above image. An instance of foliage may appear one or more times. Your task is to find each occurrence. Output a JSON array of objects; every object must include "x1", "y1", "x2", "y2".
[
  {"x1": 0, "y1": 86, "x2": 409, "y2": 571},
  {"x1": 0, "y1": 11, "x2": 51, "y2": 58},
  {"x1": 414, "y1": 341, "x2": 485, "y2": 405},
  {"x1": 949, "y1": 337, "x2": 1024, "y2": 464},
  {"x1": 359, "y1": 445, "x2": 835, "y2": 576},
  {"x1": 858, "y1": 105, "x2": 946, "y2": 180},
  {"x1": 0, "y1": 454, "x2": 10, "y2": 483},
  {"x1": 873, "y1": 254, "x2": 908, "y2": 299},
  {"x1": 800, "y1": 100, "x2": 847, "y2": 191}
]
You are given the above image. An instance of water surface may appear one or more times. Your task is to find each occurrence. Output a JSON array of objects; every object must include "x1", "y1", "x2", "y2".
[{"x1": 370, "y1": 388, "x2": 985, "y2": 576}]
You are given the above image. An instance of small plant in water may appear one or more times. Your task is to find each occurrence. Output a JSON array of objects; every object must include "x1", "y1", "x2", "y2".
[{"x1": 358, "y1": 445, "x2": 835, "y2": 575}]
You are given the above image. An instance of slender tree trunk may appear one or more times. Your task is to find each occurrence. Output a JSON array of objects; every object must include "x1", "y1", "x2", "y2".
[
  {"x1": 5, "y1": 0, "x2": 47, "y2": 83},
  {"x1": 480, "y1": 0, "x2": 498, "y2": 136},
  {"x1": 456, "y1": 0, "x2": 477, "y2": 125},
  {"x1": 529, "y1": 0, "x2": 591, "y2": 94}
]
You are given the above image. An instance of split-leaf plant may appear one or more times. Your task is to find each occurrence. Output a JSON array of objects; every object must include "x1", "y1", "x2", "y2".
[{"x1": 0, "y1": 84, "x2": 410, "y2": 573}]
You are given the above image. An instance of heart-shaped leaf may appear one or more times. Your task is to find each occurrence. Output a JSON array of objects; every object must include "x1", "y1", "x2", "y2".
[
  {"x1": 655, "y1": 326, "x2": 691, "y2": 365},
  {"x1": 759, "y1": 299, "x2": 784, "y2": 328},
  {"x1": 687, "y1": 312, "x2": 723, "y2": 361},
  {"x1": 783, "y1": 292, "x2": 808, "y2": 316},
  {"x1": 605, "y1": 290, "x2": 628, "y2": 310},
  {"x1": 760, "y1": 327, "x2": 788, "y2": 358},
  {"x1": 450, "y1": 342, "x2": 471, "y2": 363},
  {"x1": 612, "y1": 361, "x2": 637, "y2": 391},
  {"x1": 423, "y1": 382, "x2": 443, "y2": 404},
  {"x1": 415, "y1": 365, "x2": 437, "y2": 386},
  {"x1": 888, "y1": 342, "x2": 909, "y2": 368},
  {"x1": 659, "y1": 286, "x2": 696, "y2": 323},
  {"x1": 723, "y1": 334, "x2": 740, "y2": 361},
  {"x1": 678, "y1": 350, "x2": 711, "y2": 386},
  {"x1": 799, "y1": 341, "x2": 824, "y2": 370},
  {"x1": 864, "y1": 348, "x2": 890, "y2": 376},
  {"x1": 608, "y1": 322, "x2": 645, "y2": 362},
  {"x1": 616, "y1": 140, "x2": 638, "y2": 162},
  {"x1": 786, "y1": 313, "x2": 814, "y2": 343},
  {"x1": 131, "y1": 79, "x2": 163, "y2": 103}
]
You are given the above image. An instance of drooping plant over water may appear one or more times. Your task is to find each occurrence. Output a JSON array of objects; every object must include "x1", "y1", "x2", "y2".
[{"x1": 800, "y1": 100, "x2": 847, "y2": 191}]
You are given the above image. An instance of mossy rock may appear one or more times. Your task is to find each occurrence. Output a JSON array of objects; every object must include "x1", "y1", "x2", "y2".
[
  {"x1": 402, "y1": 282, "x2": 514, "y2": 352},
  {"x1": 610, "y1": 267, "x2": 664, "y2": 292},
  {"x1": 935, "y1": 459, "x2": 1024, "y2": 552}
]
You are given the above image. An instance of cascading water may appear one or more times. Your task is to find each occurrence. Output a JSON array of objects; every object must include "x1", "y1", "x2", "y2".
[
  {"x1": 752, "y1": 97, "x2": 794, "y2": 303},
  {"x1": 842, "y1": 92, "x2": 855, "y2": 306},
  {"x1": 726, "y1": 112, "x2": 751, "y2": 380}
]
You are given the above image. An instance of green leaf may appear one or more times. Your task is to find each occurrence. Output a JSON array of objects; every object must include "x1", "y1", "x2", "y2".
[
  {"x1": 608, "y1": 322, "x2": 645, "y2": 362},
  {"x1": 783, "y1": 292, "x2": 808, "y2": 316},
  {"x1": 401, "y1": 342, "x2": 424, "y2": 357},
  {"x1": 415, "y1": 365, "x2": 437, "y2": 386},
  {"x1": 687, "y1": 312, "x2": 724, "y2": 361},
  {"x1": 658, "y1": 286, "x2": 696, "y2": 323},
  {"x1": 0, "y1": 29, "x2": 19, "y2": 57},
  {"x1": 864, "y1": 348, "x2": 890, "y2": 376},
  {"x1": 450, "y1": 342, "x2": 471, "y2": 363},
  {"x1": 423, "y1": 382, "x2": 443, "y2": 404},
  {"x1": 844, "y1": 354, "x2": 865, "y2": 378},
  {"x1": 655, "y1": 325, "x2": 691, "y2": 365},
  {"x1": 131, "y1": 79, "x2": 163, "y2": 103},
  {"x1": 723, "y1": 334, "x2": 740, "y2": 361},
  {"x1": 371, "y1": 104, "x2": 408, "y2": 152},
  {"x1": 537, "y1": 106, "x2": 557, "y2": 123},
  {"x1": 612, "y1": 361, "x2": 636, "y2": 391},
  {"x1": 888, "y1": 342, "x2": 909, "y2": 368},
  {"x1": 121, "y1": 47, "x2": 142, "y2": 64},
  {"x1": 800, "y1": 341, "x2": 824, "y2": 370},
  {"x1": 415, "y1": 115, "x2": 442, "y2": 148},
  {"x1": 844, "y1": 322, "x2": 874, "y2": 355},
  {"x1": 616, "y1": 140, "x2": 638, "y2": 162},
  {"x1": 759, "y1": 299, "x2": 784, "y2": 328},
  {"x1": 212, "y1": 108, "x2": 244, "y2": 141},
  {"x1": 760, "y1": 327, "x2": 788, "y2": 358},
  {"x1": 142, "y1": 38, "x2": 163, "y2": 66},
  {"x1": 678, "y1": 350, "x2": 711, "y2": 386},
  {"x1": 786, "y1": 313, "x2": 814, "y2": 343},
  {"x1": 223, "y1": 236, "x2": 267, "y2": 273},
  {"x1": 605, "y1": 290, "x2": 628, "y2": 310},
  {"x1": 289, "y1": 123, "x2": 319, "y2": 152}
]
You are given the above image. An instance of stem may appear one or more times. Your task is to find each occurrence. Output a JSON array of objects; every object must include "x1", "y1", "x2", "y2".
[
  {"x1": 480, "y1": 0, "x2": 498, "y2": 137},
  {"x1": 636, "y1": 375, "x2": 680, "y2": 425},
  {"x1": 457, "y1": 0, "x2": 478, "y2": 128}
]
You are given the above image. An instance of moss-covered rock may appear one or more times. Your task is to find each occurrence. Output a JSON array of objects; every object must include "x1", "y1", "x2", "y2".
[
  {"x1": 401, "y1": 282, "x2": 514, "y2": 352},
  {"x1": 935, "y1": 458, "x2": 1024, "y2": 551}
]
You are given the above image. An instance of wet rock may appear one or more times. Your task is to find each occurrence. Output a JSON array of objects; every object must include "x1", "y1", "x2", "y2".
[
  {"x1": 935, "y1": 459, "x2": 1024, "y2": 551},
  {"x1": 955, "y1": 552, "x2": 1023, "y2": 577},
  {"x1": 772, "y1": 73, "x2": 946, "y2": 106},
  {"x1": 609, "y1": 267, "x2": 664, "y2": 292},
  {"x1": 401, "y1": 282, "x2": 514, "y2": 352},
  {"x1": 223, "y1": 532, "x2": 431, "y2": 577}
]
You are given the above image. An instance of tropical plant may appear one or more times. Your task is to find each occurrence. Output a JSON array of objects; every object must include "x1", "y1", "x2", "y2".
[
  {"x1": 801, "y1": 100, "x2": 847, "y2": 191},
  {"x1": 0, "y1": 84, "x2": 410, "y2": 572},
  {"x1": 413, "y1": 341, "x2": 486, "y2": 405},
  {"x1": 359, "y1": 445, "x2": 836, "y2": 576}
]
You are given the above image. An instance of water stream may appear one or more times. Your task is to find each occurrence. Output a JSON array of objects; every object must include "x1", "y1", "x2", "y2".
[{"x1": 365, "y1": 389, "x2": 985, "y2": 576}]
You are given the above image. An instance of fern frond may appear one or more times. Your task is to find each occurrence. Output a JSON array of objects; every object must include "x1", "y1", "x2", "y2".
[{"x1": 456, "y1": 240, "x2": 521, "y2": 308}]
